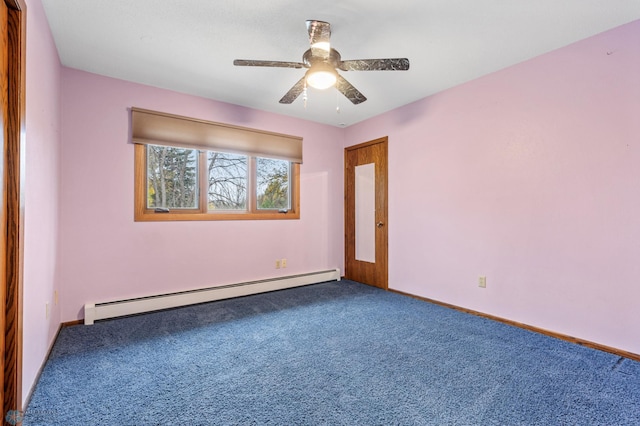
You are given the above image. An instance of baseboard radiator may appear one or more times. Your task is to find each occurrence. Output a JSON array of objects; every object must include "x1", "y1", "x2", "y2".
[{"x1": 84, "y1": 268, "x2": 341, "y2": 325}]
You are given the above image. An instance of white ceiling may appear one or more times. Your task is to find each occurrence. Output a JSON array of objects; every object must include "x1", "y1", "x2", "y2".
[{"x1": 41, "y1": 1, "x2": 640, "y2": 127}]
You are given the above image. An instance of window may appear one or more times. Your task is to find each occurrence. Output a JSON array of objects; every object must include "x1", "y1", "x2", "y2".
[
  {"x1": 207, "y1": 151, "x2": 248, "y2": 211},
  {"x1": 133, "y1": 108, "x2": 301, "y2": 221},
  {"x1": 146, "y1": 145, "x2": 199, "y2": 210}
]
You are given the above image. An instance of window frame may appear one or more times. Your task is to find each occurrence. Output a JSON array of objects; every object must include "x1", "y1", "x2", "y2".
[{"x1": 134, "y1": 144, "x2": 300, "y2": 221}]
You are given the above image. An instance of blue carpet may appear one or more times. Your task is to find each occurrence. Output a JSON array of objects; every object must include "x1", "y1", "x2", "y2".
[{"x1": 24, "y1": 280, "x2": 640, "y2": 425}]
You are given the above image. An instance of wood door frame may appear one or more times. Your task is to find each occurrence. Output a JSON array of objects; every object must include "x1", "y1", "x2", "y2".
[
  {"x1": 344, "y1": 136, "x2": 388, "y2": 290},
  {"x1": 2, "y1": 0, "x2": 26, "y2": 415}
]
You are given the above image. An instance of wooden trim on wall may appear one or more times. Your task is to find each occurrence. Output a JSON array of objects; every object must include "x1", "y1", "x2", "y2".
[
  {"x1": 389, "y1": 289, "x2": 640, "y2": 363},
  {"x1": 21, "y1": 320, "x2": 81, "y2": 409},
  {"x1": 61, "y1": 320, "x2": 83, "y2": 328},
  {"x1": 2, "y1": 0, "x2": 26, "y2": 416}
]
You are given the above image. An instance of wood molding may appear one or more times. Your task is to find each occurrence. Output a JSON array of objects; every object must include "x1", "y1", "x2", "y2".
[
  {"x1": 23, "y1": 320, "x2": 82, "y2": 408},
  {"x1": 21, "y1": 320, "x2": 71, "y2": 410},
  {"x1": 61, "y1": 320, "x2": 83, "y2": 328},
  {"x1": 2, "y1": 0, "x2": 26, "y2": 415},
  {"x1": 344, "y1": 136, "x2": 389, "y2": 152},
  {"x1": 389, "y1": 289, "x2": 640, "y2": 363}
]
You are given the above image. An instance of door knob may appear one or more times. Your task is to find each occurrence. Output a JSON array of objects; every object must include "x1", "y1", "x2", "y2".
[{"x1": 376, "y1": 222, "x2": 384, "y2": 228}]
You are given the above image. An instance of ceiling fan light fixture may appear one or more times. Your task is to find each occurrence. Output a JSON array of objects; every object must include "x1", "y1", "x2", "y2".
[{"x1": 306, "y1": 63, "x2": 337, "y2": 90}]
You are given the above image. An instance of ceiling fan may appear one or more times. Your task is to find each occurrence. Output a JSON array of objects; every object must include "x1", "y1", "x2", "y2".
[{"x1": 233, "y1": 20, "x2": 410, "y2": 105}]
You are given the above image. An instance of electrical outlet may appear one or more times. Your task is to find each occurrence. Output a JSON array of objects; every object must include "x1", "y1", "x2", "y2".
[
  {"x1": 478, "y1": 276, "x2": 487, "y2": 288},
  {"x1": 281, "y1": 258, "x2": 287, "y2": 268},
  {"x1": 54, "y1": 290, "x2": 59, "y2": 305},
  {"x1": 275, "y1": 259, "x2": 281, "y2": 269}
]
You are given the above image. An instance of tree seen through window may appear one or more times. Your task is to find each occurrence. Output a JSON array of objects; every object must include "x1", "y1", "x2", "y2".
[
  {"x1": 146, "y1": 144, "x2": 291, "y2": 213},
  {"x1": 147, "y1": 145, "x2": 198, "y2": 209},
  {"x1": 257, "y1": 157, "x2": 290, "y2": 210}
]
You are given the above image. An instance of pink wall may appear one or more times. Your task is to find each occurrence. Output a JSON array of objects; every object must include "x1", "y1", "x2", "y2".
[
  {"x1": 58, "y1": 69, "x2": 345, "y2": 322},
  {"x1": 22, "y1": 0, "x2": 62, "y2": 403},
  {"x1": 346, "y1": 20, "x2": 640, "y2": 354},
  {"x1": 22, "y1": 4, "x2": 640, "y2": 404}
]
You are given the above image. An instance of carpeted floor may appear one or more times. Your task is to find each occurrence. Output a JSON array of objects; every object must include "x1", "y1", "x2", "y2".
[{"x1": 24, "y1": 280, "x2": 640, "y2": 425}]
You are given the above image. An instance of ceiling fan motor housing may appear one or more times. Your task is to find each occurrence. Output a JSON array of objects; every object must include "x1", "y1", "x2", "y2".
[{"x1": 302, "y1": 48, "x2": 342, "y2": 69}]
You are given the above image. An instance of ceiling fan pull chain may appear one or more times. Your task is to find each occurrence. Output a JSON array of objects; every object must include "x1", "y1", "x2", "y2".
[
  {"x1": 336, "y1": 90, "x2": 341, "y2": 114},
  {"x1": 303, "y1": 83, "x2": 308, "y2": 109}
]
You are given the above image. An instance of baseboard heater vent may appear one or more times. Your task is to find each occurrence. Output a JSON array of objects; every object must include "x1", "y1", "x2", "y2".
[{"x1": 84, "y1": 268, "x2": 340, "y2": 325}]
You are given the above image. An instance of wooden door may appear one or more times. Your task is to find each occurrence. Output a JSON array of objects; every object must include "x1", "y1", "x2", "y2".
[{"x1": 344, "y1": 137, "x2": 388, "y2": 289}]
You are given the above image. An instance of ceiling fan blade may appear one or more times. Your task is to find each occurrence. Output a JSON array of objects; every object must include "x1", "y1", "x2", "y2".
[
  {"x1": 234, "y1": 59, "x2": 305, "y2": 69},
  {"x1": 336, "y1": 74, "x2": 367, "y2": 105},
  {"x1": 306, "y1": 20, "x2": 331, "y2": 58},
  {"x1": 279, "y1": 77, "x2": 307, "y2": 104},
  {"x1": 339, "y1": 58, "x2": 410, "y2": 71}
]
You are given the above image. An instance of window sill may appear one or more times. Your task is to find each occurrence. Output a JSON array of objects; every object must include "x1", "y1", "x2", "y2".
[{"x1": 134, "y1": 210, "x2": 300, "y2": 222}]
